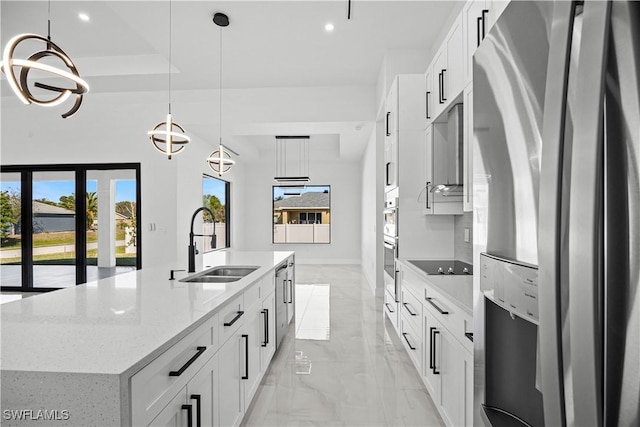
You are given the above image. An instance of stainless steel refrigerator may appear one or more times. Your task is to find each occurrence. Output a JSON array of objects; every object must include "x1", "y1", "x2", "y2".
[{"x1": 473, "y1": 1, "x2": 639, "y2": 426}]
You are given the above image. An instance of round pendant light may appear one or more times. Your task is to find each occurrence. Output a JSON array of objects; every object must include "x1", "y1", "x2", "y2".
[
  {"x1": 0, "y1": 1, "x2": 89, "y2": 118},
  {"x1": 147, "y1": 0, "x2": 190, "y2": 159},
  {"x1": 206, "y1": 13, "x2": 235, "y2": 176}
]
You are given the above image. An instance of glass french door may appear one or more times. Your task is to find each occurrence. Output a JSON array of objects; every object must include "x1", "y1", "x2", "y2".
[{"x1": 0, "y1": 164, "x2": 141, "y2": 292}]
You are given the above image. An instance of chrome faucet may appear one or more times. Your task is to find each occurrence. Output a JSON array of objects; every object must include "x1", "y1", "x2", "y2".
[{"x1": 188, "y1": 207, "x2": 217, "y2": 273}]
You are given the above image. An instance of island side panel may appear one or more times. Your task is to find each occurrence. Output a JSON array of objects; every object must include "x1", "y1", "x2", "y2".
[{"x1": 1, "y1": 371, "x2": 121, "y2": 426}]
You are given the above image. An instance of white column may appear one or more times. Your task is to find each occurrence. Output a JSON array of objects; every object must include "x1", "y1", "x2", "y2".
[{"x1": 97, "y1": 174, "x2": 116, "y2": 268}]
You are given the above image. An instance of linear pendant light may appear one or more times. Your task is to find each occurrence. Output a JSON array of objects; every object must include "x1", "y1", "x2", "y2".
[
  {"x1": 207, "y1": 13, "x2": 235, "y2": 177},
  {"x1": 274, "y1": 136, "x2": 310, "y2": 183},
  {"x1": 0, "y1": 0, "x2": 89, "y2": 118},
  {"x1": 147, "y1": 0, "x2": 190, "y2": 160}
]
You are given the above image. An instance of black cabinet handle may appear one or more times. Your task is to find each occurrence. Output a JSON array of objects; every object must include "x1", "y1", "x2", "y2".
[
  {"x1": 223, "y1": 310, "x2": 244, "y2": 327},
  {"x1": 169, "y1": 346, "x2": 207, "y2": 377},
  {"x1": 385, "y1": 302, "x2": 395, "y2": 313},
  {"x1": 425, "y1": 297, "x2": 449, "y2": 314},
  {"x1": 441, "y1": 69, "x2": 447, "y2": 102},
  {"x1": 394, "y1": 271, "x2": 400, "y2": 303},
  {"x1": 386, "y1": 112, "x2": 391, "y2": 136},
  {"x1": 182, "y1": 404, "x2": 193, "y2": 427},
  {"x1": 283, "y1": 280, "x2": 287, "y2": 304},
  {"x1": 433, "y1": 330, "x2": 440, "y2": 374},
  {"x1": 477, "y1": 16, "x2": 482, "y2": 47},
  {"x1": 386, "y1": 162, "x2": 391, "y2": 186},
  {"x1": 288, "y1": 279, "x2": 293, "y2": 303},
  {"x1": 242, "y1": 334, "x2": 249, "y2": 380},
  {"x1": 481, "y1": 9, "x2": 489, "y2": 41},
  {"x1": 403, "y1": 302, "x2": 417, "y2": 316},
  {"x1": 429, "y1": 327, "x2": 435, "y2": 370},
  {"x1": 425, "y1": 181, "x2": 431, "y2": 209},
  {"x1": 402, "y1": 332, "x2": 416, "y2": 350},
  {"x1": 438, "y1": 72, "x2": 443, "y2": 104},
  {"x1": 426, "y1": 91, "x2": 431, "y2": 119},
  {"x1": 190, "y1": 395, "x2": 201, "y2": 427},
  {"x1": 262, "y1": 309, "x2": 269, "y2": 347},
  {"x1": 465, "y1": 332, "x2": 474, "y2": 342}
]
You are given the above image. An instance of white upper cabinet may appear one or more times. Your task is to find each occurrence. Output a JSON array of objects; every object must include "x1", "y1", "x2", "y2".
[
  {"x1": 424, "y1": 66, "x2": 434, "y2": 128},
  {"x1": 463, "y1": 0, "x2": 510, "y2": 85},
  {"x1": 431, "y1": 15, "x2": 464, "y2": 120}
]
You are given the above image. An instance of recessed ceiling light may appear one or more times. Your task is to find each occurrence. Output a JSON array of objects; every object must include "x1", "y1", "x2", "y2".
[
  {"x1": 325, "y1": 23, "x2": 334, "y2": 32},
  {"x1": 78, "y1": 13, "x2": 90, "y2": 22}
]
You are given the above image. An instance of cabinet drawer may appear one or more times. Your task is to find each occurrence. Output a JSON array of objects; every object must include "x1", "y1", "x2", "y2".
[
  {"x1": 131, "y1": 316, "x2": 215, "y2": 427},
  {"x1": 400, "y1": 316, "x2": 422, "y2": 372},
  {"x1": 218, "y1": 294, "x2": 245, "y2": 345},
  {"x1": 423, "y1": 286, "x2": 472, "y2": 349},
  {"x1": 401, "y1": 288, "x2": 422, "y2": 333}
]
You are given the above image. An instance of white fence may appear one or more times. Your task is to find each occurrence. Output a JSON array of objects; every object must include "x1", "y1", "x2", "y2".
[{"x1": 273, "y1": 224, "x2": 330, "y2": 243}]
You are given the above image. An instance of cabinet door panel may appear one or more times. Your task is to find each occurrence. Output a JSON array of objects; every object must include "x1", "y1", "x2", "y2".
[
  {"x1": 463, "y1": 84, "x2": 474, "y2": 212},
  {"x1": 218, "y1": 333, "x2": 244, "y2": 427},
  {"x1": 464, "y1": 0, "x2": 487, "y2": 84},
  {"x1": 261, "y1": 293, "x2": 276, "y2": 371},
  {"x1": 423, "y1": 126, "x2": 434, "y2": 215},
  {"x1": 149, "y1": 388, "x2": 187, "y2": 427},
  {"x1": 439, "y1": 328, "x2": 464, "y2": 427},
  {"x1": 244, "y1": 303, "x2": 264, "y2": 404},
  {"x1": 422, "y1": 312, "x2": 441, "y2": 405},
  {"x1": 187, "y1": 355, "x2": 216, "y2": 427},
  {"x1": 446, "y1": 16, "x2": 464, "y2": 99}
]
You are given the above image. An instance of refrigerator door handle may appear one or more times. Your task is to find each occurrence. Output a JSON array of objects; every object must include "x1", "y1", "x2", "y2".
[
  {"x1": 568, "y1": 2, "x2": 611, "y2": 426},
  {"x1": 537, "y1": 1, "x2": 575, "y2": 426}
]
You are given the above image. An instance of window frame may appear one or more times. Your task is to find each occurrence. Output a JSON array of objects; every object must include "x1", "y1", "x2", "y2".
[
  {"x1": 202, "y1": 173, "x2": 231, "y2": 252},
  {"x1": 1, "y1": 163, "x2": 142, "y2": 292},
  {"x1": 272, "y1": 185, "x2": 331, "y2": 244}
]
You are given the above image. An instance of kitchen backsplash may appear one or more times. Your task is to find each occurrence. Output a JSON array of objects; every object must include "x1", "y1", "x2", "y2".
[{"x1": 454, "y1": 212, "x2": 473, "y2": 264}]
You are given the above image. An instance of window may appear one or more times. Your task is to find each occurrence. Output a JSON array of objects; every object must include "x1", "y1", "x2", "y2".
[
  {"x1": 202, "y1": 174, "x2": 230, "y2": 251},
  {"x1": 1, "y1": 164, "x2": 141, "y2": 291},
  {"x1": 273, "y1": 185, "x2": 330, "y2": 244}
]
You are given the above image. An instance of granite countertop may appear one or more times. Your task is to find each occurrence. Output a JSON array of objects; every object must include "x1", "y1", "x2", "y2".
[
  {"x1": 0, "y1": 250, "x2": 293, "y2": 377},
  {"x1": 398, "y1": 258, "x2": 473, "y2": 315}
]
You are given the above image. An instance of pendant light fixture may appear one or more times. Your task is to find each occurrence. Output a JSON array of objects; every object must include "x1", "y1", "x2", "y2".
[
  {"x1": 274, "y1": 136, "x2": 311, "y2": 183},
  {"x1": 147, "y1": 0, "x2": 190, "y2": 160},
  {"x1": 206, "y1": 12, "x2": 235, "y2": 177},
  {"x1": 0, "y1": 0, "x2": 89, "y2": 118}
]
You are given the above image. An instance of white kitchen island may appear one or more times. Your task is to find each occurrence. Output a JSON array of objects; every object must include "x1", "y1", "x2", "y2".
[{"x1": 1, "y1": 250, "x2": 294, "y2": 426}]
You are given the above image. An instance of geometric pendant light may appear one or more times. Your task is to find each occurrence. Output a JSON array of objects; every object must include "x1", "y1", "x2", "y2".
[
  {"x1": 206, "y1": 12, "x2": 235, "y2": 176},
  {"x1": 147, "y1": 0, "x2": 190, "y2": 159},
  {"x1": 0, "y1": 0, "x2": 90, "y2": 118}
]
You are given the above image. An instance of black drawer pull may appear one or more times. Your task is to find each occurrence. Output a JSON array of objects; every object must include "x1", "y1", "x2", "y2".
[
  {"x1": 190, "y1": 395, "x2": 201, "y2": 427},
  {"x1": 403, "y1": 302, "x2": 417, "y2": 316},
  {"x1": 433, "y1": 330, "x2": 441, "y2": 374},
  {"x1": 385, "y1": 302, "x2": 395, "y2": 313},
  {"x1": 169, "y1": 346, "x2": 207, "y2": 377},
  {"x1": 242, "y1": 334, "x2": 249, "y2": 380},
  {"x1": 288, "y1": 279, "x2": 293, "y2": 303},
  {"x1": 425, "y1": 297, "x2": 449, "y2": 314},
  {"x1": 441, "y1": 69, "x2": 447, "y2": 102},
  {"x1": 386, "y1": 112, "x2": 391, "y2": 136},
  {"x1": 402, "y1": 332, "x2": 416, "y2": 350},
  {"x1": 465, "y1": 332, "x2": 474, "y2": 342},
  {"x1": 262, "y1": 309, "x2": 269, "y2": 347},
  {"x1": 182, "y1": 404, "x2": 193, "y2": 427},
  {"x1": 223, "y1": 310, "x2": 244, "y2": 327},
  {"x1": 429, "y1": 327, "x2": 436, "y2": 370},
  {"x1": 426, "y1": 91, "x2": 431, "y2": 119}
]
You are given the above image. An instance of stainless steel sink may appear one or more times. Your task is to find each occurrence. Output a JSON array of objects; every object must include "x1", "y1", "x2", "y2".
[
  {"x1": 203, "y1": 266, "x2": 259, "y2": 277},
  {"x1": 179, "y1": 265, "x2": 259, "y2": 283},
  {"x1": 181, "y1": 276, "x2": 240, "y2": 283}
]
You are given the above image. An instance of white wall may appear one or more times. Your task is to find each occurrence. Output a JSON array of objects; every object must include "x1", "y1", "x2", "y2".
[
  {"x1": 238, "y1": 159, "x2": 362, "y2": 264},
  {"x1": 359, "y1": 124, "x2": 384, "y2": 292}
]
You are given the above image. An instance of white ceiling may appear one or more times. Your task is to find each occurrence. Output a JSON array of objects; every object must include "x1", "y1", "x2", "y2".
[{"x1": 1, "y1": 1, "x2": 464, "y2": 161}]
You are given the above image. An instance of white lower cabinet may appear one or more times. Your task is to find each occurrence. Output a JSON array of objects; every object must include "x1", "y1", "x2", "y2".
[
  {"x1": 150, "y1": 353, "x2": 217, "y2": 427},
  {"x1": 134, "y1": 267, "x2": 288, "y2": 427},
  {"x1": 218, "y1": 329, "x2": 244, "y2": 427}
]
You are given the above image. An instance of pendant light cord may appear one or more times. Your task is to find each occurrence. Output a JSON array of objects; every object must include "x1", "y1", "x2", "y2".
[
  {"x1": 47, "y1": 0, "x2": 51, "y2": 43},
  {"x1": 168, "y1": 0, "x2": 172, "y2": 114}
]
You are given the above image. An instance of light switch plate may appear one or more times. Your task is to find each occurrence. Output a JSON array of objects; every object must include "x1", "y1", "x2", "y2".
[{"x1": 464, "y1": 228, "x2": 470, "y2": 242}]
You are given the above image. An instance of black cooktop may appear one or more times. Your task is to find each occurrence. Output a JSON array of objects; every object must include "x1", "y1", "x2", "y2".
[{"x1": 408, "y1": 260, "x2": 473, "y2": 275}]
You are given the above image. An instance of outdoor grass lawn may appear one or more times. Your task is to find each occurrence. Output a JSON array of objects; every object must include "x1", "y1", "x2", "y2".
[
  {"x1": 1, "y1": 246, "x2": 136, "y2": 265},
  {"x1": 1, "y1": 229, "x2": 127, "y2": 250}
]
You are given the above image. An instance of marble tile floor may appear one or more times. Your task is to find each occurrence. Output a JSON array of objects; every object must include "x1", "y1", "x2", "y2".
[{"x1": 242, "y1": 265, "x2": 444, "y2": 427}]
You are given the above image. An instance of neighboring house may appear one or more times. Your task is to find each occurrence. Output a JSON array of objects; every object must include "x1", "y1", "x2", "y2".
[
  {"x1": 91, "y1": 211, "x2": 129, "y2": 230},
  {"x1": 273, "y1": 191, "x2": 330, "y2": 224},
  {"x1": 16, "y1": 201, "x2": 76, "y2": 234}
]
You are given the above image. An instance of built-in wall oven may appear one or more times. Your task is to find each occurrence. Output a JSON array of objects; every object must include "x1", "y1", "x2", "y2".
[{"x1": 383, "y1": 196, "x2": 398, "y2": 302}]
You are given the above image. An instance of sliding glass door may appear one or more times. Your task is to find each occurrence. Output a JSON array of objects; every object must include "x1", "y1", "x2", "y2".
[{"x1": 0, "y1": 164, "x2": 141, "y2": 292}]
